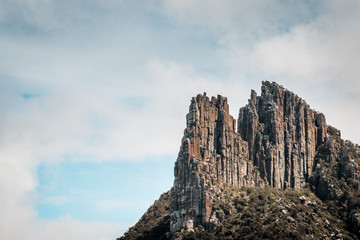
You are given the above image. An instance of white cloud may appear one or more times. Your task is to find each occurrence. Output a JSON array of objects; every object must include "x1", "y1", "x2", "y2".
[
  {"x1": 252, "y1": 4, "x2": 360, "y2": 86},
  {"x1": 3, "y1": 215, "x2": 128, "y2": 240},
  {"x1": 247, "y1": 0, "x2": 360, "y2": 143},
  {"x1": 0, "y1": 55, "x2": 251, "y2": 238},
  {"x1": 0, "y1": 0, "x2": 128, "y2": 31},
  {"x1": 160, "y1": 0, "x2": 320, "y2": 38},
  {"x1": 0, "y1": 1, "x2": 360, "y2": 240}
]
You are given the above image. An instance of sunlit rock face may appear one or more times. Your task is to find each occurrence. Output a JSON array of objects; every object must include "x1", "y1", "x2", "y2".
[
  {"x1": 170, "y1": 81, "x2": 330, "y2": 232},
  {"x1": 170, "y1": 93, "x2": 265, "y2": 233}
]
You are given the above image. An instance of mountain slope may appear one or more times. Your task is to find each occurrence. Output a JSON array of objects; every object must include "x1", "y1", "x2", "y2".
[
  {"x1": 174, "y1": 186, "x2": 356, "y2": 240},
  {"x1": 117, "y1": 191, "x2": 170, "y2": 240},
  {"x1": 121, "y1": 186, "x2": 357, "y2": 239}
]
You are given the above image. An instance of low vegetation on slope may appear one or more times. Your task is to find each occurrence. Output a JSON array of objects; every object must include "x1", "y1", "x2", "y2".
[
  {"x1": 119, "y1": 128, "x2": 360, "y2": 240},
  {"x1": 120, "y1": 186, "x2": 357, "y2": 240},
  {"x1": 175, "y1": 186, "x2": 356, "y2": 240},
  {"x1": 118, "y1": 191, "x2": 170, "y2": 240},
  {"x1": 311, "y1": 129, "x2": 360, "y2": 236}
]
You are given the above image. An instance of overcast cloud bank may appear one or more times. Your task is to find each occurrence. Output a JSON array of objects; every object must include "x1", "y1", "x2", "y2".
[{"x1": 0, "y1": 0, "x2": 359, "y2": 239}]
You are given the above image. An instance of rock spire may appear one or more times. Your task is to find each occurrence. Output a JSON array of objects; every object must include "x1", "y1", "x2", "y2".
[{"x1": 170, "y1": 93, "x2": 264, "y2": 232}]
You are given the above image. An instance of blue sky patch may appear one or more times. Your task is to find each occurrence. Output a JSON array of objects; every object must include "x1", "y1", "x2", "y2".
[
  {"x1": 21, "y1": 93, "x2": 39, "y2": 99},
  {"x1": 36, "y1": 156, "x2": 175, "y2": 223}
]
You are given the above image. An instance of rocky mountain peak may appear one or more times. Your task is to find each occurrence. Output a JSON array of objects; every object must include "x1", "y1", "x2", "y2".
[
  {"x1": 170, "y1": 81, "x2": 345, "y2": 233},
  {"x1": 120, "y1": 81, "x2": 360, "y2": 239}
]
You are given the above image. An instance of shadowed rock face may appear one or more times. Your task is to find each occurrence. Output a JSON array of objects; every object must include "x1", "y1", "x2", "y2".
[{"x1": 170, "y1": 81, "x2": 347, "y2": 233}]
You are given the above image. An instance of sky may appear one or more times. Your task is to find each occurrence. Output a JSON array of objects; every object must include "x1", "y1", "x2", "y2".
[{"x1": 1, "y1": 0, "x2": 360, "y2": 239}]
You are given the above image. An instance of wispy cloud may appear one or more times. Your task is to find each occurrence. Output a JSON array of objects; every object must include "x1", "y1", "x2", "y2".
[
  {"x1": 5, "y1": 215, "x2": 129, "y2": 240},
  {"x1": 42, "y1": 196, "x2": 73, "y2": 205}
]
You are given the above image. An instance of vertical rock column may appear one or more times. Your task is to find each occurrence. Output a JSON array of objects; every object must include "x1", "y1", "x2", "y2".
[
  {"x1": 238, "y1": 81, "x2": 328, "y2": 189},
  {"x1": 170, "y1": 94, "x2": 259, "y2": 233}
]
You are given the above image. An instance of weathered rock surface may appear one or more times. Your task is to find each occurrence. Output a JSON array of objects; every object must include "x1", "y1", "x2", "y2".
[
  {"x1": 170, "y1": 93, "x2": 263, "y2": 232},
  {"x1": 170, "y1": 81, "x2": 360, "y2": 234},
  {"x1": 238, "y1": 81, "x2": 327, "y2": 189},
  {"x1": 119, "y1": 81, "x2": 360, "y2": 239},
  {"x1": 310, "y1": 127, "x2": 360, "y2": 236}
]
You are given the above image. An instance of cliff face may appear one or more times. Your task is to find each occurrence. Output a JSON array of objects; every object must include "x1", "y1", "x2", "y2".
[
  {"x1": 238, "y1": 81, "x2": 327, "y2": 189},
  {"x1": 120, "y1": 81, "x2": 360, "y2": 239},
  {"x1": 170, "y1": 94, "x2": 262, "y2": 232},
  {"x1": 170, "y1": 81, "x2": 359, "y2": 234}
]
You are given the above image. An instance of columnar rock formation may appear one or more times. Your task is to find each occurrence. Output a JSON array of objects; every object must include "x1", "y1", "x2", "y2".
[
  {"x1": 170, "y1": 81, "x2": 330, "y2": 232},
  {"x1": 120, "y1": 81, "x2": 360, "y2": 239},
  {"x1": 238, "y1": 81, "x2": 327, "y2": 189},
  {"x1": 170, "y1": 93, "x2": 262, "y2": 232}
]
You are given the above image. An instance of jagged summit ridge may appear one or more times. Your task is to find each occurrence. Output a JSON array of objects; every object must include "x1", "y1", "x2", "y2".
[
  {"x1": 238, "y1": 81, "x2": 327, "y2": 188},
  {"x1": 170, "y1": 81, "x2": 329, "y2": 232}
]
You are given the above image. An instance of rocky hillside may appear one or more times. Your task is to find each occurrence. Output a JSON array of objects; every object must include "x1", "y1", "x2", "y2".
[
  {"x1": 173, "y1": 186, "x2": 357, "y2": 240},
  {"x1": 119, "y1": 81, "x2": 360, "y2": 239},
  {"x1": 117, "y1": 191, "x2": 170, "y2": 240}
]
